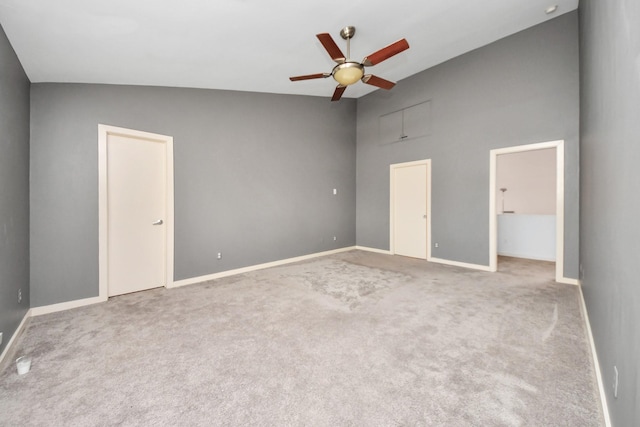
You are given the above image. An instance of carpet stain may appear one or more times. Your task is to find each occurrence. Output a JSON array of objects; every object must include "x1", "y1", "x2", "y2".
[{"x1": 279, "y1": 258, "x2": 410, "y2": 309}]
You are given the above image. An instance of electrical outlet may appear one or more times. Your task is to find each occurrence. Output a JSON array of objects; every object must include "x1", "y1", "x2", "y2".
[
  {"x1": 613, "y1": 366, "x2": 619, "y2": 398},
  {"x1": 333, "y1": 236, "x2": 337, "y2": 241},
  {"x1": 435, "y1": 243, "x2": 439, "y2": 248},
  {"x1": 18, "y1": 289, "x2": 22, "y2": 303},
  {"x1": 217, "y1": 252, "x2": 222, "y2": 260},
  {"x1": 333, "y1": 188, "x2": 337, "y2": 195},
  {"x1": 0, "y1": 332, "x2": 3, "y2": 346}
]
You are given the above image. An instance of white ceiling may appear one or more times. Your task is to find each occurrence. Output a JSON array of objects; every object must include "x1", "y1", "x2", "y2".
[{"x1": 0, "y1": 0, "x2": 578, "y2": 99}]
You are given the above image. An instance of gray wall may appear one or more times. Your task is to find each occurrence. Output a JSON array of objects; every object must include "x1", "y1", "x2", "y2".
[
  {"x1": 356, "y1": 12, "x2": 580, "y2": 278},
  {"x1": 579, "y1": 1, "x2": 640, "y2": 425},
  {"x1": 30, "y1": 84, "x2": 356, "y2": 306},
  {"x1": 0, "y1": 24, "x2": 30, "y2": 354}
]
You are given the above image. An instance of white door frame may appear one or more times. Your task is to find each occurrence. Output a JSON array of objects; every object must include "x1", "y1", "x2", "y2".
[
  {"x1": 489, "y1": 139, "x2": 571, "y2": 283},
  {"x1": 390, "y1": 159, "x2": 432, "y2": 258},
  {"x1": 98, "y1": 124, "x2": 175, "y2": 299}
]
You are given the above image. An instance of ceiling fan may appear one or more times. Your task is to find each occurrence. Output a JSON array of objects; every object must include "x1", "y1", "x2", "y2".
[{"x1": 289, "y1": 26, "x2": 410, "y2": 101}]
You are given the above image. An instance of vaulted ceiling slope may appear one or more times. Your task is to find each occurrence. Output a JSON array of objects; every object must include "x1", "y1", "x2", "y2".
[{"x1": 0, "y1": 0, "x2": 578, "y2": 99}]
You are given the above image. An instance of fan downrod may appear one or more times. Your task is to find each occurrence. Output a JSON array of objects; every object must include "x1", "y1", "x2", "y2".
[{"x1": 339, "y1": 26, "x2": 356, "y2": 40}]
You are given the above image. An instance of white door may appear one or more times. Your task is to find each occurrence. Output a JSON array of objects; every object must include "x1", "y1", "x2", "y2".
[
  {"x1": 392, "y1": 162, "x2": 428, "y2": 259},
  {"x1": 107, "y1": 133, "x2": 167, "y2": 296}
]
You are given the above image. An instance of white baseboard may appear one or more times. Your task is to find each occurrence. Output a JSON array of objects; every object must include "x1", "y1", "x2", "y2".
[
  {"x1": 355, "y1": 246, "x2": 392, "y2": 255},
  {"x1": 497, "y1": 251, "x2": 556, "y2": 262},
  {"x1": 24, "y1": 248, "x2": 580, "y2": 317},
  {"x1": 557, "y1": 277, "x2": 580, "y2": 286},
  {"x1": 171, "y1": 246, "x2": 357, "y2": 288},
  {"x1": 428, "y1": 256, "x2": 493, "y2": 272},
  {"x1": 578, "y1": 285, "x2": 611, "y2": 427},
  {"x1": 30, "y1": 295, "x2": 107, "y2": 317},
  {"x1": 356, "y1": 249, "x2": 495, "y2": 273},
  {"x1": 28, "y1": 248, "x2": 359, "y2": 316},
  {"x1": 0, "y1": 309, "x2": 32, "y2": 367}
]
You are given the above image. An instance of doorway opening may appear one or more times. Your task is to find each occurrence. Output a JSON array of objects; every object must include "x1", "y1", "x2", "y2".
[{"x1": 489, "y1": 140, "x2": 565, "y2": 282}]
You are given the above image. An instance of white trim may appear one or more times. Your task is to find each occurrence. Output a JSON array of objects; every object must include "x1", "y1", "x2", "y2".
[
  {"x1": 389, "y1": 159, "x2": 432, "y2": 259},
  {"x1": 428, "y1": 257, "x2": 494, "y2": 272},
  {"x1": 557, "y1": 277, "x2": 579, "y2": 286},
  {"x1": 0, "y1": 309, "x2": 31, "y2": 367},
  {"x1": 578, "y1": 285, "x2": 612, "y2": 427},
  {"x1": 98, "y1": 125, "x2": 175, "y2": 299},
  {"x1": 355, "y1": 246, "x2": 392, "y2": 255},
  {"x1": 497, "y1": 251, "x2": 555, "y2": 262},
  {"x1": 357, "y1": 246, "x2": 494, "y2": 273},
  {"x1": 170, "y1": 247, "x2": 356, "y2": 288},
  {"x1": 427, "y1": 162, "x2": 432, "y2": 260},
  {"x1": 555, "y1": 142, "x2": 565, "y2": 283},
  {"x1": 489, "y1": 140, "x2": 568, "y2": 282},
  {"x1": 30, "y1": 295, "x2": 107, "y2": 317}
]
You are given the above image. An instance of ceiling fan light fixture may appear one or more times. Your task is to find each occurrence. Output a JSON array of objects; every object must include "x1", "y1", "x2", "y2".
[
  {"x1": 289, "y1": 27, "x2": 409, "y2": 101},
  {"x1": 333, "y1": 62, "x2": 364, "y2": 86}
]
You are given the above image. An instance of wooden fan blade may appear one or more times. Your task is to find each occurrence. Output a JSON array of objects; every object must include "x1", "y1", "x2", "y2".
[
  {"x1": 316, "y1": 33, "x2": 346, "y2": 63},
  {"x1": 331, "y1": 85, "x2": 347, "y2": 101},
  {"x1": 362, "y1": 38, "x2": 410, "y2": 66},
  {"x1": 290, "y1": 73, "x2": 331, "y2": 81},
  {"x1": 362, "y1": 75, "x2": 396, "y2": 90}
]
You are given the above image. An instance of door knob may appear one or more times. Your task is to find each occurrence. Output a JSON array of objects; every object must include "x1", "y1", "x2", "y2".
[
  {"x1": 152, "y1": 219, "x2": 163, "y2": 225},
  {"x1": 423, "y1": 215, "x2": 427, "y2": 219}
]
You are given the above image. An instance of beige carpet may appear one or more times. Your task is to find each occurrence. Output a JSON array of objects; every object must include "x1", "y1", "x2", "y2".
[{"x1": 0, "y1": 251, "x2": 603, "y2": 426}]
